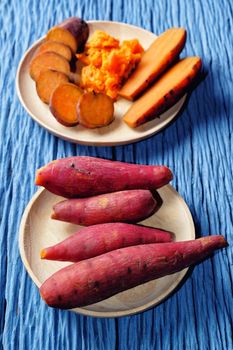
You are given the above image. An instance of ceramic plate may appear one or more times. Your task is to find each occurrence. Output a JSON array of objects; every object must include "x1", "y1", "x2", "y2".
[
  {"x1": 19, "y1": 185, "x2": 195, "y2": 318},
  {"x1": 16, "y1": 21, "x2": 186, "y2": 146}
]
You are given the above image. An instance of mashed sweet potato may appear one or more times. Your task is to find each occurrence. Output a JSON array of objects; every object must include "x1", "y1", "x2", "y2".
[{"x1": 76, "y1": 31, "x2": 144, "y2": 100}]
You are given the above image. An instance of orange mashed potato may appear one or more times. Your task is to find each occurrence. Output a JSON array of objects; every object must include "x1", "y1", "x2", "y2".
[{"x1": 76, "y1": 31, "x2": 144, "y2": 100}]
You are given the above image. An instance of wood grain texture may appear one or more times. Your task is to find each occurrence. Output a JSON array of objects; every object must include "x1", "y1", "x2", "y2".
[{"x1": 0, "y1": 0, "x2": 232, "y2": 349}]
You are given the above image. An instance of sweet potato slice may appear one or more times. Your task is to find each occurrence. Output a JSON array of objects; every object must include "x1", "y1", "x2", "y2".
[
  {"x1": 119, "y1": 28, "x2": 186, "y2": 100},
  {"x1": 46, "y1": 18, "x2": 89, "y2": 53},
  {"x1": 77, "y1": 92, "x2": 114, "y2": 128},
  {"x1": 36, "y1": 40, "x2": 72, "y2": 61},
  {"x1": 36, "y1": 70, "x2": 69, "y2": 104},
  {"x1": 29, "y1": 52, "x2": 70, "y2": 81},
  {"x1": 123, "y1": 57, "x2": 202, "y2": 128},
  {"x1": 50, "y1": 83, "x2": 83, "y2": 126}
]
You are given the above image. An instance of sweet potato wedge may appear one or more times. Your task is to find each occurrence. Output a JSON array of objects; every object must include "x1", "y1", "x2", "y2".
[
  {"x1": 123, "y1": 57, "x2": 202, "y2": 127},
  {"x1": 36, "y1": 70, "x2": 69, "y2": 104},
  {"x1": 35, "y1": 156, "x2": 173, "y2": 198},
  {"x1": 46, "y1": 17, "x2": 89, "y2": 53},
  {"x1": 40, "y1": 235, "x2": 228, "y2": 308},
  {"x1": 29, "y1": 52, "x2": 70, "y2": 82},
  {"x1": 50, "y1": 83, "x2": 83, "y2": 126},
  {"x1": 51, "y1": 189, "x2": 160, "y2": 225},
  {"x1": 36, "y1": 40, "x2": 72, "y2": 61},
  {"x1": 41, "y1": 223, "x2": 173, "y2": 262},
  {"x1": 77, "y1": 92, "x2": 114, "y2": 128},
  {"x1": 119, "y1": 28, "x2": 186, "y2": 100}
]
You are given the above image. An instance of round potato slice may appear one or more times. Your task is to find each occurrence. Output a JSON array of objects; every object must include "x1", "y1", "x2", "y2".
[
  {"x1": 50, "y1": 83, "x2": 83, "y2": 126},
  {"x1": 77, "y1": 92, "x2": 114, "y2": 128}
]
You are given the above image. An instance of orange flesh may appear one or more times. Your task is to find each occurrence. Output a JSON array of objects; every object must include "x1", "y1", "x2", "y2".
[
  {"x1": 36, "y1": 70, "x2": 69, "y2": 104},
  {"x1": 36, "y1": 40, "x2": 72, "y2": 61},
  {"x1": 50, "y1": 83, "x2": 83, "y2": 125},
  {"x1": 76, "y1": 31, "x2": 144, "y2": 100},
  {"x1": 119, "y1": 28, "x2": 186, "y2": 100},
  {"x1": 46, "y1": 27, "x2": 77, "y2": 53},
  {"x1": 77, "y1": 92, "x2": 114, "y2": 128},
  {"x1": 29, "y1": 52, "x2": 70, "y2": 81},
  {"x1": 123, "y1": 57, "x2": 202, "y2": 128}
]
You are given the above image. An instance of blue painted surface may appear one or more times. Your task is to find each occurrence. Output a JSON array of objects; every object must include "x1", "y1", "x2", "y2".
[{"x1": 0, "y1": 0, "x2": 232, "y2": 349}]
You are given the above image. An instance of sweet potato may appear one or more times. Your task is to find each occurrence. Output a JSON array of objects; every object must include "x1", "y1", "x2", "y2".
[
  {"x1": 50, "y1": 83, "x2": 83, "y2": 126},
  {"x1": 35, "y1": 156, "x2": 173, "y2": 198},
  {"x1": 36, "y1": 40, "x2": 72, "y2": 61},
  {"x1": 29, "y1": 52, "x2": 70, "y2": 82},
  {"x1": 36, "y1": 70, "x2": 69, "y2": 104},
  {"x1": 41, "y1": 223, "x2": 173, "y2": 262},
  {"x1": 51, "y1": 190, "x2": 160, "y2": 225},
  {"x1": 40, "y1": 235, "x2": 228, "y2": 308},
  {"x1": 123, "y1": 57, "x2": 202, "y2": 127},
  {"x1": 119, "y1": 28, "x2": 186, "y2": 100},
  {"x1": 77, "y1": 92, "x2": 114, "y2": 128},
  {"x1": 46, "y1": 17, "x2": 89, "y2": 53}
]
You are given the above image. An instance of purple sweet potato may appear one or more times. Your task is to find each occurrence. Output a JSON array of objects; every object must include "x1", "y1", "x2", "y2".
[
  {"x1": 40, "y1": 235, "x2": 228, "y2": 309},
  {"x1": 46, "y1": 17, "x2": 89, "y2": 53},
  {"x1": 41, "y1": 223, "x2": 173, "y2": 262},
  {"x1": 35, "y1": 156, "x2": 173, "y2": 198},
  {"x1": 51, "y1": 190, "x2": 160, "y2": 225}
]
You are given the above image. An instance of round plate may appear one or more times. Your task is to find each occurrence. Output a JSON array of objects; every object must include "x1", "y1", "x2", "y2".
[
  {"x1": 19, "y1": 185, "x2": 195, "y2": 318},
  {"x1": 16, "y1": 21, "x2": 186, "y2": 146}
]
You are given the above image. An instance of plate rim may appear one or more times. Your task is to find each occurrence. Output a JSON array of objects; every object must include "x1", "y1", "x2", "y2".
[
  {"x1": 16, "y1": 20, "x2": 186, "y2": 147},
  {"x1": 19, "y1": 185, "x2": 195, "y2": 318}
]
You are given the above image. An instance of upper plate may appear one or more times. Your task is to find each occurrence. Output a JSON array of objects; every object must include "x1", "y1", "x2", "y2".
[
  {"x1": 19, "y1": 185, "x2": 195, "y2": 318},
  {"x1": 16, "y1": 21, "x2": 186, "y2": 146}
]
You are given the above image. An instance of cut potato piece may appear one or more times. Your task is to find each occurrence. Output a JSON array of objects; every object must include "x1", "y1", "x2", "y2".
[
  {"x1": 50, "y1": 83, "x2": 83, "y2": 126},
  {"x1": 36, "y1": 70, "x2": 69, "y2": 104},
  {"x1": 123, "y1": 57, "x2": 202, "y2": 128},
  {"x1": 119, "y1": 28, "x2": 186, "y2": 100},
  {"x1": 46, "y1": 27, "x2": 78, "y2": 53},
  {"x1": 29, "y1": 52, "x2": 70, "y2": 81},
  {"x1": 36, "y1": 40, "x2": 72, "y2": 61},
  {"x1": 46, "y1": 18, "x2": 89, "y2": 54},
  {"x1": 77, "y1": 92, "x2": 114, "y2": 128}
]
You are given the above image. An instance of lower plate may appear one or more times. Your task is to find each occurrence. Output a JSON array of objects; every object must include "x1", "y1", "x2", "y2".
[{"x1": 19, "y1": 185, "x2": 195, "y2": 317}]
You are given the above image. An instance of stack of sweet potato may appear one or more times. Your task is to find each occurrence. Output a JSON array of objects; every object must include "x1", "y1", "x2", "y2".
[{"x1": 35, "y1": 156, "x2": 227, "y2": 309}]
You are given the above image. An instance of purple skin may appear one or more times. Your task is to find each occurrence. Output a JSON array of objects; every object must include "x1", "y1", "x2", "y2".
[
  {"x1": 35, "y1": 156, "x2": 173, "y2": 198},
  {"x1": 41, "y1": 222, "x2": 173, "y2": 262},
  {"x1": 51, "y1": 189, "x2": 161, "y2": 225},
  {"x1": 59, "y1": 17, "x2": 89, "y2": 52},
  {"x1": 40, "y1": 235, "x2": 228, "y2": 309}
]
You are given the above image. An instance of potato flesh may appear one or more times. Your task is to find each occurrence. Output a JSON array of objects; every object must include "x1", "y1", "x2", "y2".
[
  {"x1": 36, "y1": 40, "x2": 72, "y2": 61},
  {"x1": 46, "y1": 27, "x2": 77, "y2": 53},
  {"x1": 29, "y1": 52, "x2": 70, "y2": 81},
  {"x1": 36, "y1": 70, "x2": 69, "y2": 104},
  {"x1": 77, "y1": 92, "x2": 114, "y2": 128},
  {"x1": 50, "y1": 83, "x2": 83, "y2": 126}
]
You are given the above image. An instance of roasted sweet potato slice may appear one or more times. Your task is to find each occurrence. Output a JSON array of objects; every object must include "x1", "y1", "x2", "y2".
[
  {"x1": 50, "y1": 83, "x2": 83, "y2": 126},
  {"x1": 119, "y1": 28, "x2": 186, "y2": 100},
  {"x1": 46, "y1": 18, "x2": 89, "y2": 53},
  {"x1": 77, "y1": 92, "x2": 114, "y2": 128},
  {"x1": 46, "y1": 27, "x2": 78, "y2": 53},
  {"x1": 36, "y1": 40, "x2": 72, "y2": 61},
  {"x1": 123, "y1": 57, "x2": 202, "y2": 128},
  {"x1": 36, "y1": 70, "x2": 69, "y2": 104},
  {"x1": 29, "y1": 52, "x2": 70, "y2": 81}
]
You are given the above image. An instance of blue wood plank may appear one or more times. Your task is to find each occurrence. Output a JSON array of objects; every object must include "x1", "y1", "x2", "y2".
[{"x1": 0, "y1": 0, "x2": 232, "y2": 349}]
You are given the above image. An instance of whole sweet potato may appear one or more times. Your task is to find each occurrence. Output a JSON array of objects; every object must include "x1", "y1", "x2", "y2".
[
  {"x1": 40, "y1": 235, "x2": 228, "y2": 309},
  {"x1": 35, "y1": 156, "x2": 173, "y2": 198},
  {"x1": 41, "y1": 223, "x2": 173, "y2": 262},
  {"x1": 52, "y1": 190, "x2": 160, "y2": 225}
]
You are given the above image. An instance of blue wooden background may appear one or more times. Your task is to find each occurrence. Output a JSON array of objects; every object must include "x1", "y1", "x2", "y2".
[{"x1": 0, "y1": 0, "x2": 232, "y2": 349}]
